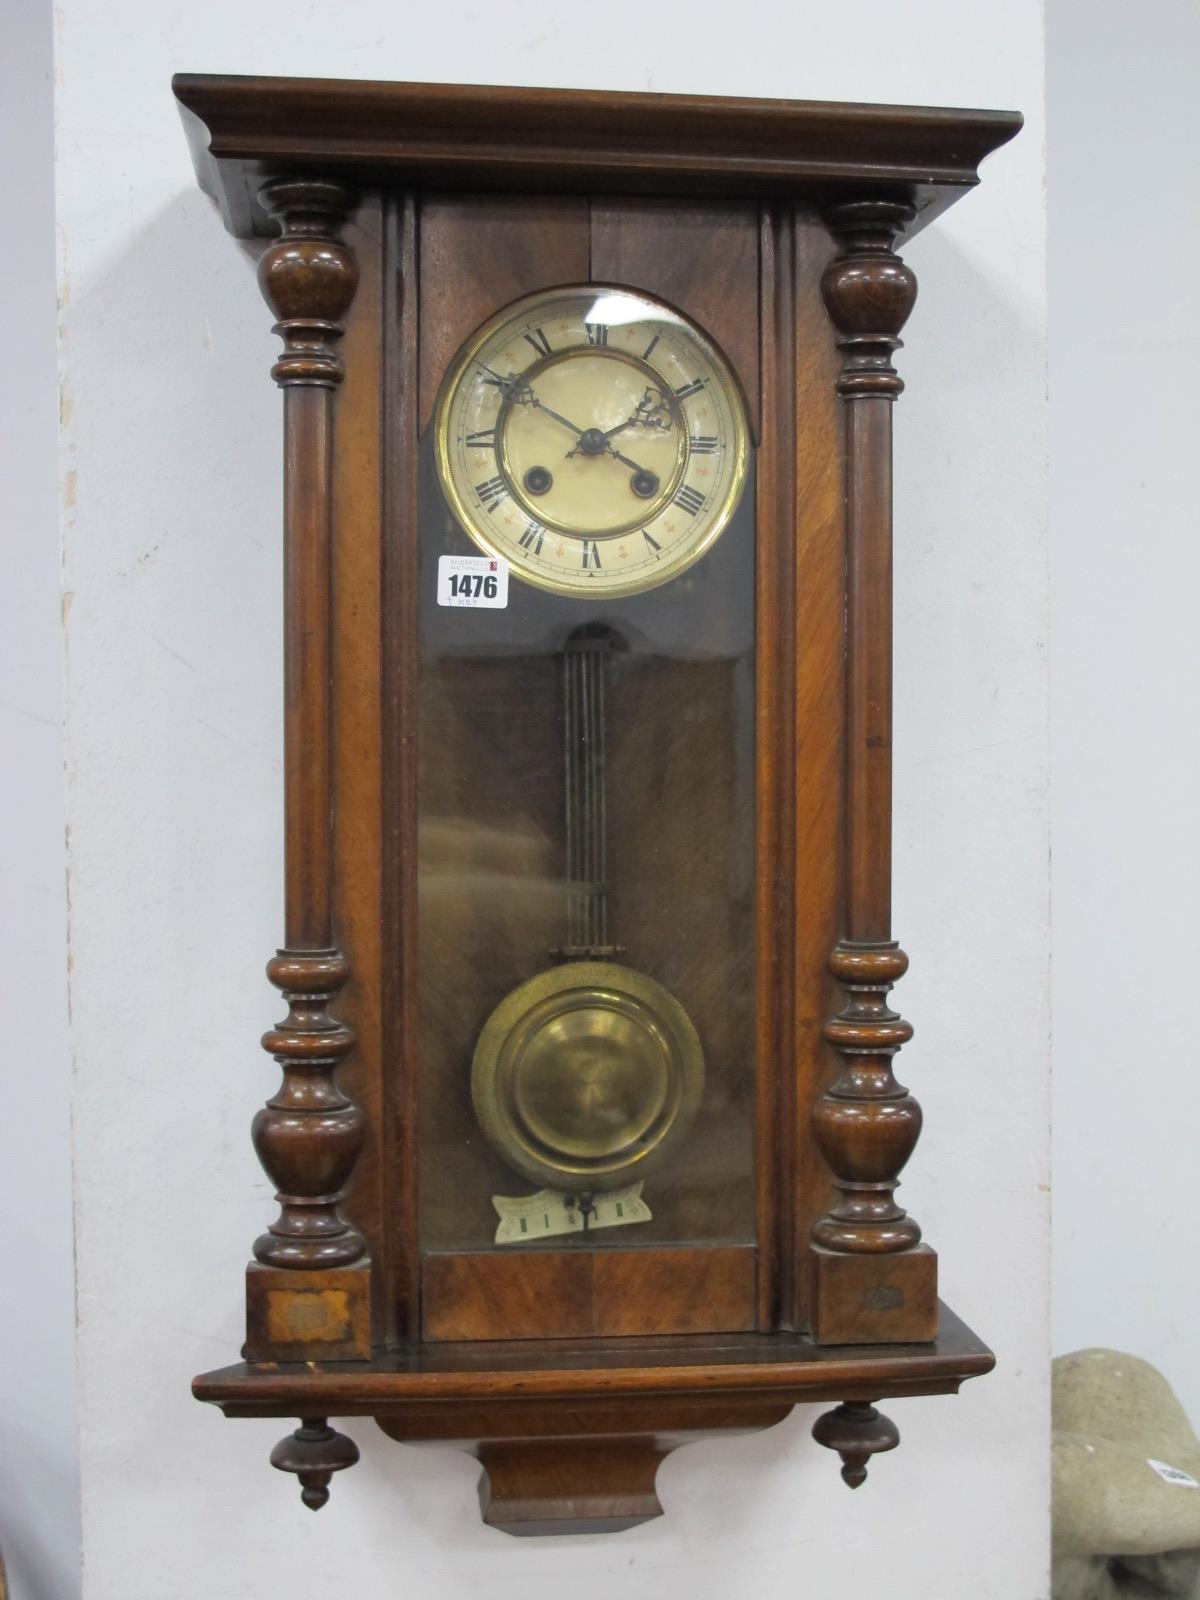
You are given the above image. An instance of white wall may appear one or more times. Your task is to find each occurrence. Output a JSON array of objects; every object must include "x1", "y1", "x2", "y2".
[
  {"x1": 1, "y1": 2, "x2": 81, "y2": 1597},
  {"x1": 54, "y1": 5, "x2": 1048, "y2": 1597},
  {"x1": 1049, "y1": 0, "x2": 1200, "y2": 1423}
]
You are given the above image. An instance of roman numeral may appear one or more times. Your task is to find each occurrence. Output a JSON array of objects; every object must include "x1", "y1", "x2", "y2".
[
  {"x1": 674, "y1": 378, "x2": 704, "y2": 400},
  {"x1": 581, "y1": 539, "x2": 602, "y2": 569},
  {"x1": 673, "y1": 485, "x2": 705, "y2": 516},
  {"x1": 476, "y1": 475, "x2": 508, "y2": 511},
  {"x1": 523, "y1": 327, "x2": 552, "y2": 357},
  {"x1": 466, "y1": 428, "x2": 496, "y2": 449},
  {"x1": 642, "y1": 333, "x2": 661, "y2": 361},
  {"x1": 642, "y1": 529, "x2": 661, "y2": 555},
  {"x1": 690, "y1": 434, "x2": 719, "y2": 454},
  {"x1": 585, "y1": 323, "x2": 610, "y2": 346},
  {"x1": 518, "y1": 521, "x2": 544, "y2": 554}
]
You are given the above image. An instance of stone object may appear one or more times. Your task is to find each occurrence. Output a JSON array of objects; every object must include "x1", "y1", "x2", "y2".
[{"x1": 1054, "y1": 1350, "x2": 1200, "y2": 1598}]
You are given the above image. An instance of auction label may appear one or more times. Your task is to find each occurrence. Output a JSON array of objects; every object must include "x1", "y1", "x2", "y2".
[{"x1": 437, "y1": 553, "x2": 509, "y2": 608}]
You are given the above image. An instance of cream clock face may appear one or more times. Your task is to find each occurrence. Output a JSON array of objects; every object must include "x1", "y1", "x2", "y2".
[{"x1": 435, "y1": 286, "x2": 749, "y2": 598}]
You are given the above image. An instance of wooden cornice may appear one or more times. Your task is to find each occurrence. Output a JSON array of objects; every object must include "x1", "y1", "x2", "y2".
[{"x1": 172, "y1": 73, "x2": 1021, "y2": 239}]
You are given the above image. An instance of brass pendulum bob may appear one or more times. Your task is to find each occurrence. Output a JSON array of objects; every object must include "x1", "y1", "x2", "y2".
[{"x1": 471, "y1": 625, "x2": 704, "y2": 1197}]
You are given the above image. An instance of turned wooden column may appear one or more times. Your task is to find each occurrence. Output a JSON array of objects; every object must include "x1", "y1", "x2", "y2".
[
  {"x1": 243, "y1": 178, "x2": 371, "y2": 1370},
  {"x1": 807, "y1": 199, "x2": 937, "y2": 1347}
]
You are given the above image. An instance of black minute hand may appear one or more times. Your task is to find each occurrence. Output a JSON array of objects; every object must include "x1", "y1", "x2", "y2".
[
  {"x1": 482, "y1": 370, "x2": 590, "y2": 440},
  {"x1": 526, "y1": 391, "x2": 588, "y2": 439}
]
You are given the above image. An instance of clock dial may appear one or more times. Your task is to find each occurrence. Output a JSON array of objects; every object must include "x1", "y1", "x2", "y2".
[{"x1": 435, "y1": 286, "x2": 750, "y2": 598}]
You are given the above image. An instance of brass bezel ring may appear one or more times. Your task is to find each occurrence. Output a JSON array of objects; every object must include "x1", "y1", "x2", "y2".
[{"x1": 434, "y1": 283, "x2": 751, "y2": 600}]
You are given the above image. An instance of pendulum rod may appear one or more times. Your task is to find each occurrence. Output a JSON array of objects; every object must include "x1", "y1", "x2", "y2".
[
  {"x1": 562, "y1": 627, "x2": 616, "y2": 959},
  {"x1": 560, "y1": 624, "x2": 622, "y2": 1226}
]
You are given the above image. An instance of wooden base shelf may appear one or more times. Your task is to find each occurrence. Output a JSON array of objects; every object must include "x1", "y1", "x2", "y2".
[{"x1": 195, "y1": 1301, "x2": 992, "y2": 1531}]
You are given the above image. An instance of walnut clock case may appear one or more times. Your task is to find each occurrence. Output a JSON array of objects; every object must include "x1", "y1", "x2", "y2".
[{"x1": 175, "y1": 74, "x2": 1020, "y2": 1534}]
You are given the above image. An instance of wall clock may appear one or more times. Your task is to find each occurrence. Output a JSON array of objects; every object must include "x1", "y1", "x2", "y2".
[{"x1": 174, "y1": 73, "x2": 1021, "y2": 1534}]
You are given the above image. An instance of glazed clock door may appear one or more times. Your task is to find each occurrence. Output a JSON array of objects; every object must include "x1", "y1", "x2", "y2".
[{"x1": 410, "y1": 198, "x2": 763, "y2": 1342}]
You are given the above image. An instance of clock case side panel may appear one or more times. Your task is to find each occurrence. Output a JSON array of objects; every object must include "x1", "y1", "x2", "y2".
[
  {"x1": 255, "y1": 193, "x2": 422, "y2": 1355},
  {"x1": 757, "y1": 209, "x2": 845, "y2": 1334},
  {"x1": 272, "y1": 196, "x2": 408, "y2": 1355},
  {"x1": 762, "y1": 202, "x2": 941, "y2": 1344},
  {"x1": 242, "y1": 189, "x2": 379, "y2": 1366}
]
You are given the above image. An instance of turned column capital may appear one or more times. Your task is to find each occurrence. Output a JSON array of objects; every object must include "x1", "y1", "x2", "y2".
[
  {"x1": 257, "y1": 177, "x2": 359, "y2": 388},
  {"x1": 820, "y1": 199, "x2": 918, "y2": 399}
]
